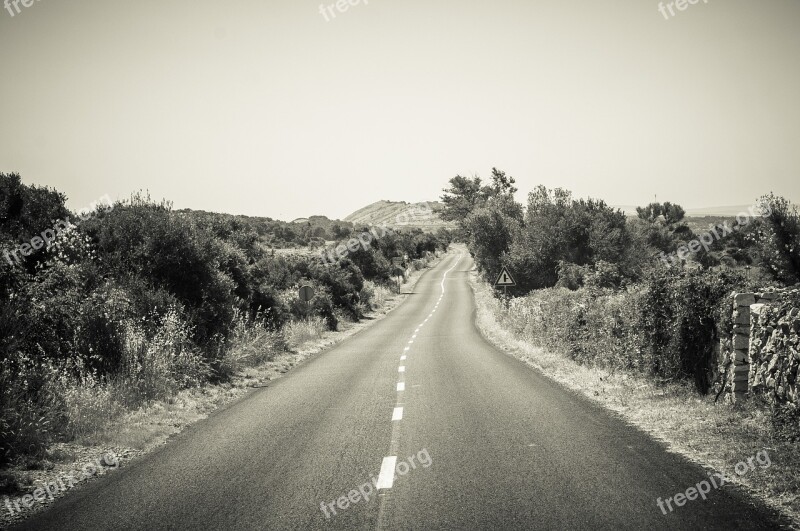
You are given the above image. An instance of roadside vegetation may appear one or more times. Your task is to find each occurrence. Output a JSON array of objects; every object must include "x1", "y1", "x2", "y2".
[
  {"x1": 0, "y1": 172, "x2": 451, "y2": 475},
  {"x1": 444, "y1": 168, "x2": 800, "y2": 520},
  {"x1": 441, "y1": 168, "x2": 799, "y2": 397}
]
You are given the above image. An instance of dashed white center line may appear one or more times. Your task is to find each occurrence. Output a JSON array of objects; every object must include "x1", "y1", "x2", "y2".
[
  {"x1": 376, "y1": 457, "x2": 397, "y2": 489},
  {"x1": 397, "y1": 382, "x2": 405, "y2": 391},
  {"x1": 412, "y1": 334, "x2": 417, "y2": 339},
  {"x1": 398, "y1": 366, "x2": 405, "y2": 372},
  {"x1": 408, "y1": 340, "x2": 414, "y2": 344},
  {"x1": 404, "y1": 346, "x2": 410, "y2": 351},
  {"x1": 392, "y1": 407, "x2": 403, "y2": 421},
  {"x1": 400, "y1": 355, "x2": 406, "y2": 360}
]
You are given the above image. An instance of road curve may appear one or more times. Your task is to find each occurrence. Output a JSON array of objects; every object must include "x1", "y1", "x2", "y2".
[{"x1": 13, "y1": 250, "x2": 788, "y2": 530}]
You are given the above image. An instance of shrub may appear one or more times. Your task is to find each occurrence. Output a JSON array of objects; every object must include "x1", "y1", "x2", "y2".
[
  {"x1": 0, "y1": 353, "x2": 59, "y2": 466},
  {"x1": 359, "y1": 280, "x2": 391, "y2": 311},
  {"x1": 490, "y1": 267, "x2": 743, "y2": 394},
  {"x1": 118, "y1": 308, "x2": 209, "y2": 402},
  {"x1": 638, "y1": 267, "x2": 744, "y2": 393},
  {"x1": 89, "y1": 194, "x2": 239, "y2": 347},
  {"x1": 751, "y1": 194, "x2": 800, "y2": 284}
]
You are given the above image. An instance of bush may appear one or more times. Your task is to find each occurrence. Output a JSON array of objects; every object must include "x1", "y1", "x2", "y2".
[
  {"x1": 0, "y1": 354, "x2": 55, "y2": 466},
  {"x1": 491, "y1": 266, "x2": 744, "y2": 394},
  {"x1": 751, "y1": 194, "x2": 800, "y2": 284},
  {"x1": 90, "y1": 194, "x2": 239, "y2": 348},
  {"x1": 359, "y1": 280, "x2": 392, "y2": 311},
  {"x1": 118, "y1": 309, "x2": 209, "y2": 402},
  {"x1": 555, "y1": 261, "x2": 588, "y2": 290}
]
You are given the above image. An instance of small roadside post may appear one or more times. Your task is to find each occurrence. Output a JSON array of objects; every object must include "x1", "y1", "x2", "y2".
[
  {"x1": 495, "y1": 266, "x2": 516, "y2": 306},
  {"x1": 391, "y1": 257, "x2": 404, "y2": 293},
  {"x1": 298, "y1": 285, "x2": 315, "y2": 316}
]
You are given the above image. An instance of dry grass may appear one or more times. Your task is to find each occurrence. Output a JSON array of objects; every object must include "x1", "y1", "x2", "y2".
[
  {"x1": 283, "y1": 317, "x2": 327, "y2": 349},
  {"x1": 360, "y1": 280, "x2": 393, "y2": 311},
  {"x1": 469, "y1": 270, "x2": 800, "y2": 526}
]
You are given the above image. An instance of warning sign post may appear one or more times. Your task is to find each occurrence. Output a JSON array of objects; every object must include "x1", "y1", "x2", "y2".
[{"x1": 495, "y1": 267, "x2": 516, "y2": 297}]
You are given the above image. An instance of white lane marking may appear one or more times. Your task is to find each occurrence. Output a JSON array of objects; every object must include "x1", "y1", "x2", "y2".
[
  {"x1": 398, "y1": 366, "x2": 405, "y2": 372},
  {"x1": 400, "y1": 355, "x2": 406, "y2": 360},
  {"x1": 392, "y1": 407, "x2": 403, "y2": 421},
  {"x1": 408, "y1": 340, "x2": 414, "y2": 344},
  {"x1": 415, "y1": 328, "x2": 420, "y2": 333},
  {"x1": 397, "y1": 382, "x2": 405, "y2": 391},
  {"x1": 412, "y1": 334, "x2": 417, "y2": 339},
  {"x1": 376, "y1": 457, "x2": 397, "y2": 489},
  {"x1": 440, "y1": 253, "x2": 463, "y2": 292},
  {"x1": 404, "y1": 347, "x2": 410, "y2": 351}
]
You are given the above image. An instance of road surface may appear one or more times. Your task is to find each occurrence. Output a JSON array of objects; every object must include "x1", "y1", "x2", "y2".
[{"x1": 13, "y1": 250, "x2": 788, "y2": 530}]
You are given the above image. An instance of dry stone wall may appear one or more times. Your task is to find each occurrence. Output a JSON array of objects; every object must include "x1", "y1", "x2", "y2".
[{"x1": 725, "y1": 287, "x2": 800, "y2": 402}]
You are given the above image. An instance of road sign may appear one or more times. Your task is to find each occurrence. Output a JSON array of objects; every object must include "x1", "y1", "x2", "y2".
[
  {"x1": 298, "y1": 285, "x2": 315, "y2": 302},
  {"x1": 495, "y1": 267, "x2": 516, "y2": 287}
]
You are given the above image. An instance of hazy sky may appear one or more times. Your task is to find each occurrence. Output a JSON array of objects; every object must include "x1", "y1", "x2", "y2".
[{"x1": 1, "y1": 0, "x2": 799, "y2": 220}]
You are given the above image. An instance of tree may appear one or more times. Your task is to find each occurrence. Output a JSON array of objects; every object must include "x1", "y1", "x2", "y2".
[
  {"x1": 636, "y1": 203, "x2": 663, "y2": 222},
  {"x1": 751, "y1": 194, "x2": 800, "y2": 284},
  {"x1": 464, "y1": 195, "x2": 523, "y2": 282},
  {"x1": 661, "y1": 202, "x2": 685, "y2": 225},
  {"x1": 505, "y1": 186, "x2": 630, "y2": 291},
  {"x1": 488, "y1": 167, "x2": 517, "y2": 196},
  {"x1": 440, "y1": 175, "x2": 486, "y2": 224}
]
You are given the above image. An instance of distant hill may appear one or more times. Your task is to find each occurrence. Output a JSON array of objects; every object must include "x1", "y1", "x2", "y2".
[
  {"x1": 685, "y1": 206, "x2": 754, "y2": 217},
  {"x1": 344, "y1": 200, "x2": 454, "y2": 232},
  {"x1": 614, "y1": 205, "x2": 756, "y2": 217}
]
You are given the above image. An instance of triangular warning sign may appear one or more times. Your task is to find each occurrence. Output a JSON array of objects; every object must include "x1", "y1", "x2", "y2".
[{"x1": 495, "y1": 267, "x2": 516, "y2": 286}]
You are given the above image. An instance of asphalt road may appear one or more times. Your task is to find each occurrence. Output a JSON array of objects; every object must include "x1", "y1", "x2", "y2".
[{"x1": 12, "y1": 250, "x2": 788, "y2": 530}]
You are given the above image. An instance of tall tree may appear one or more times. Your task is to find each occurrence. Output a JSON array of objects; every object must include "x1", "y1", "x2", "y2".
[{"x1": 440, "y1": 175, "x2": 486, "y2": 223}]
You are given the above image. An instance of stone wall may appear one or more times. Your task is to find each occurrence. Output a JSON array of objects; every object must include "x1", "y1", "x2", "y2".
[{"x1": 725, "y1": 287, "x2": 800, "y2": 402}]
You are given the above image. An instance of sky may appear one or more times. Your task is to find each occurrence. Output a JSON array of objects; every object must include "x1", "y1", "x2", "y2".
[{"x1": 1, "y1": 0, "x2": 799, "y2": 221}]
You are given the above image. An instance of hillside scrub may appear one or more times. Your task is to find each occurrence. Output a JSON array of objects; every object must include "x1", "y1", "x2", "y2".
[{"x1": 0, "y1": 173, "x2": 450, "y2": 467}]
